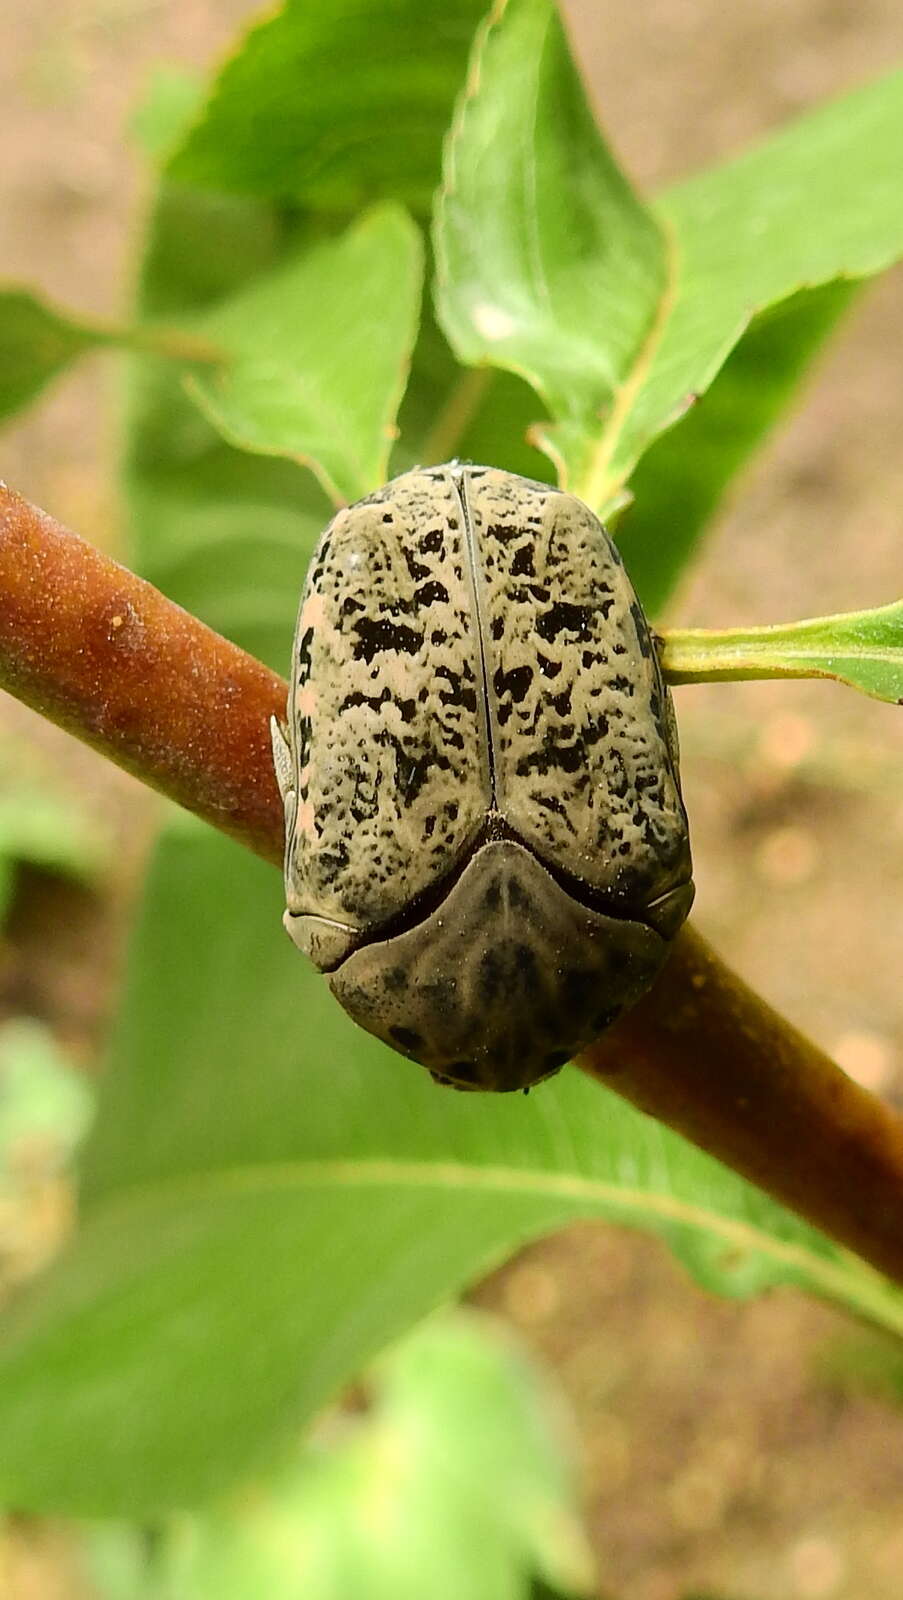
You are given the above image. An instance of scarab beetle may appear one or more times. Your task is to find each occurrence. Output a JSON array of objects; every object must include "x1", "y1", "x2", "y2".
[{"x1": 271, "y1": 464, "x2": 694, "y2": 1093}]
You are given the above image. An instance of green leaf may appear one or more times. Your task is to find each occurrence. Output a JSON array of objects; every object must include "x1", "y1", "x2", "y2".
[
  {"x1": 168, "y1": 0, "x2": 488, "y2": 213},
  {"x1": 0, "y1": 825, "x2": 901, "y2": 1516},
  {"x1": 434, "y1": 0, "x2": 666, "y2": 498},
  {"x1": 84, "y1": 1313, "x2": 594, "y2": 1600},
  {"x1": 660, "y1": 599, "x2": 903, "y2": 703},
  {"x1": 616, "y1": 281, "x2": 859, "y2": 616},
  {"x1": 187, "y1": 205, "x2": 424, "y2": 505},
  {"x1": 123, "y1": 1, "x2": 487, "y2": 655},
  {"x1": 435, "y1": 0, "x2": 903, "y2": 515},
  {"x1": 123, "y1": 187, "x2": 329, "y2": 670},
  {"x1": 0, "y1": 290, "x2": 107, "y2": 423}
]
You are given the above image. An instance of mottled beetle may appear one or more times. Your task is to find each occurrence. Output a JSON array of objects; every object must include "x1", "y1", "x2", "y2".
[{"x1": 271, "y1": 464, "x2": 694, "y2": 1092}]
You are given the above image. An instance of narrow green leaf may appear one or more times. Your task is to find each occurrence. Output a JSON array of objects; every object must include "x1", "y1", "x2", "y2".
[
  {"x1": 187, "y1": 206, "x2": 424, "y2": 505},
  {"x1": 435, "y1": 0, "x2": 903, "y2": 515},
  {"x1": 0, "y1": 826, "x2": 900, "y2": 1516},
  {"x1": 168, "y1": 0, "x2": 487, "y2": 213},
  {"x1": 661, "y1": 600, "x2": 903, "y2": 703}
]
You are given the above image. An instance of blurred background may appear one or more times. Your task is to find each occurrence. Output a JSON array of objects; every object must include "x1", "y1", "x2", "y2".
[{"x1": 2, "y1": 1, "x2": 903, "y2": 1596}]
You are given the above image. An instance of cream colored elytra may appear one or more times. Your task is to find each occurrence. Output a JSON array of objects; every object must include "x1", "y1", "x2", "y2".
[{"x1": 271, "y1": 463, "x2": 693, "y2": 1092}]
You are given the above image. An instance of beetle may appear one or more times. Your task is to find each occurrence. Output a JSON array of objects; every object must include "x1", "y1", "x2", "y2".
[{"x1": 271, "y1": 463, "x2": 694, "y2": 1093}]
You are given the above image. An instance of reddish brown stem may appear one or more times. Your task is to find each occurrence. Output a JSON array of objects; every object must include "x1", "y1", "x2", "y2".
[
  {"x1": 0, "y1": 484, "x2": 285, "y2": 864},
  {"x1": 3, "y1": 483, "x2": 903, "y2": 1282}
]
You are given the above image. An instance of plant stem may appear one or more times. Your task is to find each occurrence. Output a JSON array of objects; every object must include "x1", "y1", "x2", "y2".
[
  {"x1": 0, "y1": 484, "x2": 284, "y2": 863},
  {"x1": 419, "y1": 367, "x2": 493, "y2": 465},
  {"x1": 3, "y1": 481, "x2": 903, "y2": 1285},
  {"x1": 110, "y1": 323, "x2": 226, "y2": 366},
  {"x1": 69, "y1": 307, "x2": 226, "y2": 367}
]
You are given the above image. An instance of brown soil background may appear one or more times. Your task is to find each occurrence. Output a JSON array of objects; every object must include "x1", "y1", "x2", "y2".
[{"x1": 2, "y1": 2, "x2": 903, "y2": 1596}]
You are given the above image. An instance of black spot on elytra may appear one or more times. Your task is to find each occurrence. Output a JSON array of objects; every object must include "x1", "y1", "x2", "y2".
[
  {"x1": 511, "y1": 543, "x2": 535, "y2": 577},
  {"x1": 414, "y1": 579, "x2": 450, "y2": 607},
  {"x1": 537, "y1": 653, "x2": 562, "y2": 679},
  {"x1": 493, "y1": 664, "x2": 533, "y2": 703},
  {"x1": 391, "y1": 743, "x2": 445, "y2": 804},
  {"x1": 583, "y1": 713, "x2": 610, "y2": 745},
  {"x1": 608, "y1": 751, "x2": 630, "y2": 799},
  {"x1": 516, "y1": 731, "x2": 584, "y2": 778},
  {"x1": 534, "y1": 794, "x2": 576, "y2": 833},
  {"x1": 339, "y1": 685, "x2": 392, "y2": 711},
  {"x1": 352, "y1": 616, "x2": 422, "y2": 663},
  {"x1": 404, "y1": 549, "x2": 431, "y2": 582},
  {"x1": 296, "y1": 626, "x2": 315, "y2": 676},
  {"x1": 419, "y1": 526, "x2": 444, "y2": 554},
  {"x1": 537, "y1": 602, "x2": 594, "y2": 642},
  {"x1": 435, "y1": 665, "x2": 477, "y2": 712},
  {"x1": 317, "y1": 842, "x2": 350, "y2": 882}
]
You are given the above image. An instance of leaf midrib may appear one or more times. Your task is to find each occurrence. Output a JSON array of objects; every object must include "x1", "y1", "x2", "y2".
[
  {"x1": 82, "y1": 1155, "x2": 903, "y2": 1333},
  {"x1": 576, "y1": 214, "x2": 681, "y2": 512}
]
